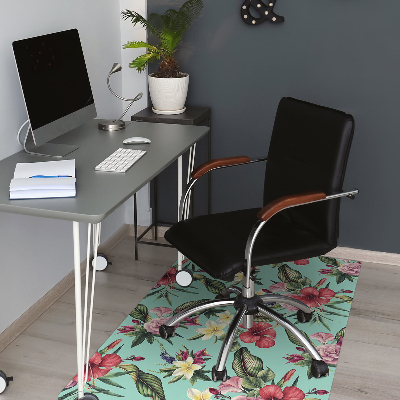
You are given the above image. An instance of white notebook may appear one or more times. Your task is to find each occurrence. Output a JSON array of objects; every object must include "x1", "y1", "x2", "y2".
[{"x1": 10, "y1": 159, "x2": 76, "y2": 200}]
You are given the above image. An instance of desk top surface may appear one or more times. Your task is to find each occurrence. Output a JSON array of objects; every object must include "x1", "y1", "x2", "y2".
[{"x1": 0, "y1": 120, "x2": 208, "y2": 223}]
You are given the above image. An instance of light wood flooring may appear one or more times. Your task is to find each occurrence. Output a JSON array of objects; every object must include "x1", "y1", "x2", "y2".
[{"x1": 0, "y1": 235, "x2": 399, "y2": 400}]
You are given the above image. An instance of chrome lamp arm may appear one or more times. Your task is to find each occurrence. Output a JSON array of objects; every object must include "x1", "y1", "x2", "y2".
[
  {"x1": 98, "y1": 63, "x2": 143, "y2": 131},
  {"x1": 106, "y1": 72, "x2": 143, "y2": 121}
]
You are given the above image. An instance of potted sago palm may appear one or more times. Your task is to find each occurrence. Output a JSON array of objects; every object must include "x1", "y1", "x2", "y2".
[{"x1": 122, "y1": 0, "x2": 204, "y2": 114}]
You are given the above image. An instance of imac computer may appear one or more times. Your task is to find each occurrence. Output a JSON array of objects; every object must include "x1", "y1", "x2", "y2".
[{"x1": 13, "y1": 29, "x2": 96, "y2": 157}]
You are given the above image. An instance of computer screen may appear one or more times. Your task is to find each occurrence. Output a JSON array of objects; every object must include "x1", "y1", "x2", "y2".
[{"x1": 13, "y1": 29, "x2": 96, "y2": 148}]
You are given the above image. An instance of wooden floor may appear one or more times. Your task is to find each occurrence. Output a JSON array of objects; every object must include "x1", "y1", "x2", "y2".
[{"x1": 0, "y1": 235, "x2": 399, "y2": 400}]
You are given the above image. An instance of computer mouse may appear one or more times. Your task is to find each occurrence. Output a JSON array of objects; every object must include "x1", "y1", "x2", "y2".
[{"x1": 123, "y1": 137, "x2": 151, "y2": 144}]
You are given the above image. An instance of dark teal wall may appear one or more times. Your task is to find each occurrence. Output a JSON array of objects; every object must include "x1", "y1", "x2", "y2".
[{"x1": 147, "y1": 0, "x2": 400, "y2": 253}]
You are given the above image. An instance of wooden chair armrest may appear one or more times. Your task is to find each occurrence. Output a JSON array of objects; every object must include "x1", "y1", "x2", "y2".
[
  {"x1": 257, "y1": 191, "x2": 327, "y2": 221},
  {"x1": 191, "y1": 156, "x2": 251, "y2": 179}
]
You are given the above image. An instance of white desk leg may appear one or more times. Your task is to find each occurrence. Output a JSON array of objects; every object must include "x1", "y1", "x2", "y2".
[
  {"x1": 177, "y1": 155, "x2": 183, "y2": 270},
  {"x1": 73, "y1": 221, "x2": 84, "y2": 399},
  {"x1": 73, "y1": 221, "x2": 101, "y2": 400}
]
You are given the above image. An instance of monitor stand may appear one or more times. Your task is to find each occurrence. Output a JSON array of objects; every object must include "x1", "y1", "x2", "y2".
[{"x1": 23, "y1": 126, "x2": 78, "y2": 158}]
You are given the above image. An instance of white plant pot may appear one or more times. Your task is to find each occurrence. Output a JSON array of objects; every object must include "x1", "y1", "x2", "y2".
[{"x1": 148, "y1": 73, "x2": 189, "y2": 114}]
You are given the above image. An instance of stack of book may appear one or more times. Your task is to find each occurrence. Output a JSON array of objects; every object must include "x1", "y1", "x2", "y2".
[{"x1": 9, "y1": 159, "x2": 76, "y2": 200}]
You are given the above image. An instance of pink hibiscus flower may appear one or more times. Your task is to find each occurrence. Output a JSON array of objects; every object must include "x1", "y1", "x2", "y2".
[
  {"x1": 218, "y1": 376, "x2": 243, "y2": 394},
  {"x1": 259, "y1": 385, "x2": 305, "y2": 400},
  {"x1": 317, "y1": 343, "x2": 341, "y2": 364},
  {"x1": 118, "y1": 325, "x2": 136, "y2": 334},
  {"x1": 282, "y1": 369, "x2": 296, "y2": 383},
  {"x1": 66, "y1": 352, "x2": 122, "y2": 388},
  {"x1": 183, "y1": 316, "x2": 201, "y2": 326},
  {"x1": 284, "y1": 353, "x2": 305, "y2": 363},
  {"x1": 269, "y1": 282, "x2": 288, "y2": 293},
  {"x1": 193, "y1": 348, "x2": 211, "y2": 364},
  {"x1": 102, "y1": 339, "x2": 122, "y2": 352},
  {"x1": 239, "y1": 322, "x2": 277, "y2": 348},
  {"x1": 176, "y1": 349, "x2": 189, "y2": 361},
  {"x1": 319, "y1": 268, "x2": 334, "y2": 274},
  {"x1": 338, "y1": 262, "x2": 361, "y2": 276},
  {"x1": 150, "y1": 307, "x2": 172, "y2": 317},
  {"x1": 143, "y1": 317, "x2": 170, "y2": 335},
  {"x1": 294, "y1": 259, "x2": 309, "y2": 265},
  {"x1": 291, "y1": 287, "x2": 335, "y2": 308},
  {"x1": 316, "y1": 278, "x2": 327, "y2": 287},
  {"x1": 154, "y1": 267, "x2": 177, "y2": 287},
  {"x1": 310, "y1": 332, "x2": 335, "y2": 344},
  {"x1": 127, "y1": 355, "x2": 145, "y2": 361}
]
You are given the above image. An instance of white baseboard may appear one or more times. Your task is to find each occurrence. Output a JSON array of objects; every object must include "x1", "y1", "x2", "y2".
[
  {"x1": 0, "y1": 224, "x2": 130, "y2": 352},
  {"x1": 325, "y1": 246, "x2": 400, "y2": 266}
]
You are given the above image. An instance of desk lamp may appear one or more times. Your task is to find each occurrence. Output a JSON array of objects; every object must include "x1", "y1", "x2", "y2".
[{"x1": 98, "y1": 63, "x2": 143, "y2": 131}]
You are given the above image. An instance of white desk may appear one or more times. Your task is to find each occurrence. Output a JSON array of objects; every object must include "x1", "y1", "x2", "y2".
[{"x1": 0, "y1": 119, "x2": 208, "y2": 399}]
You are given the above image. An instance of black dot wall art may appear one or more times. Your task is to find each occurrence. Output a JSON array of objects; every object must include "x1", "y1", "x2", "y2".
[{"x1": 241, "y1": 0, "x2": 284, "y2": 25}]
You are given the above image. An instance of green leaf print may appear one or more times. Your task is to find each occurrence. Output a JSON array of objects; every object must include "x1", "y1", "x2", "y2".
[
  {"x1": 120, "y1": 364, "x2": 166, "y2": 400},
  {"x1": 130, "y1": 304, "x2": 151, "y2": 322},
  {"x1": 168, "y1": 375, "x2": 183, "y2": 384},
  {"x1": 335, "y1": 327, "x2": 346, "y2": 341},
  {"x1": 285, "y1": 329, "x2": 312, "y2": 347},
  {"x1": 335, "y1": 295, "x2": 353, "y2": 303},
  {"x1": 97, "y1": 377, "x2": 125, "y2": 389},
  {"x1": 131, "y1": 331, "x2": 149, "y2": 347},
  {"x1": 257, "y1": 368, "x2": 275, "y2": 383},
  {"x1": 278, "y1": 265, "x2": 303, "y2": 283},
  {"x1": 92, "y1": 387, "x2": 124, "y2": 397},
  {"x1": 193, "y1": 274, "x2": 226, "y2": 294},
  {"x1": 173, "y1": 300, "x2": 208, "y2": 315},
  {"x1": 242, "y1": 376, "x2": 265, "y2": 389},
  {"x1": 232, "y1": 347, "x2": 264, "y2": 378},
  {"x1": 318, "y1": 256, "x2": 340, "y2": 267}
]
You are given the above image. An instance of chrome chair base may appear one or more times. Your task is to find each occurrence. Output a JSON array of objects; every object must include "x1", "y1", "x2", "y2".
[{"x1": 159, "y1": 291, "x2": 329, "y2": 381}]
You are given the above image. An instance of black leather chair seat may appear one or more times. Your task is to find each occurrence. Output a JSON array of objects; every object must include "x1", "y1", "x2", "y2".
[{"x1": 165, "y1": 208, "x2": 334, "y2": 281}]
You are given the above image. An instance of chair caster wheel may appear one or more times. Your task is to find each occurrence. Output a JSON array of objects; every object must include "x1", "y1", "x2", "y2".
[
  {"x1": 211, "y1": 366, "x2": 227, "y2": 382},
  {"x1": 311, "y1": 360, "x2": 329, "y2": 378},
  {"x1": 91, "y1": 253, "x2": 111, "y2": 271},
  {"x1": 297, "y1": 309, "x2": 313, "y2": 323},
  {"x1": 80, "y1": 394, "x2": 99, "y2": 400},
  {"x1": 0, "y1": 370, "x2": 13, "y2": 394},
  {"x1": 159, "y1": 324, "x2": 175, "y2": 339},
  {"x1": 175, "y1": 268, "x2": 193, "y2": 287}
]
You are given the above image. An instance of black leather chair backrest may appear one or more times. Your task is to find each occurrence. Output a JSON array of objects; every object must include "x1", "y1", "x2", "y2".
[{"x1": 263, "y1": 97, "x2": 354, "y2": 246}]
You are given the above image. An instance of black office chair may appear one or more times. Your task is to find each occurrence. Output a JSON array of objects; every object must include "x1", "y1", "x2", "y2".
[{"x1": 159, "y1": 97, "x2": 358, "y2": 382}]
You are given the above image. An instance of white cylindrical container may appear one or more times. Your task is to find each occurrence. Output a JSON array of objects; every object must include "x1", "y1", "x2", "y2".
[{"x1": 148, "y1": 74, "x2": 189, "y2": 114}]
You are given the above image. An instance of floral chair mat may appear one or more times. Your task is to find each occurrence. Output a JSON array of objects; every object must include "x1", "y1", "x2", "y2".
[{"x1": 59, "y1": 256, "x2": 361, "y2": 400}]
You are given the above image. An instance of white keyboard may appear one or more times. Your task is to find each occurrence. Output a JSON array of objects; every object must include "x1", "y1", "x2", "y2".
[{"x1": 95, "y1": 148, "x2": 146, "y2": 173}]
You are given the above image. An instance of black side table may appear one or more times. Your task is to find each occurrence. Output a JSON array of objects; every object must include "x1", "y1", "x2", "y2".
[{"x1": 131, "y1": 106, "x2": 212, "y2": 259}]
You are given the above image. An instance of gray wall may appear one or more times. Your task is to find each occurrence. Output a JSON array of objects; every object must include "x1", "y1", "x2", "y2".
[{"x1": 148, "y1": 0, "x2": 400, "y2": 253}]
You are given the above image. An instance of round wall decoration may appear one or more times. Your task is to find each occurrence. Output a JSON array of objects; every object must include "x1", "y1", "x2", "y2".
[{"x1": 241, "y1": 0, "x2": 284, "y2": 25}]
